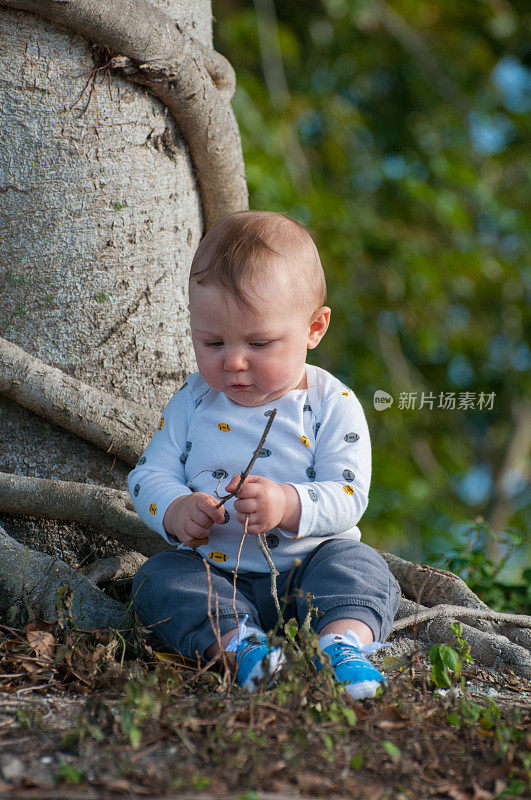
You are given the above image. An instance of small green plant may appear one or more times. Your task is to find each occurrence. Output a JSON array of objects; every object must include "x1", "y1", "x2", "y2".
[
  {"x1": 15, "y1": 707, "x2": 43, "y2": 729},
  {"x1": 58, "y1": 762, "x2": 85, "y2": 784},
  {"x1": 112, "y1": 200, "x2": 128, "y2": 211},
  {"x1": 382, "y1": 740, "x2": 401, "y2": 762},
  {"x1": 118, "y1": 673, "x2": 162, "y2": 749},
  {"x1": 61, "y1": 717, "x2": 104, "y2": 752},
  {"x1": 447, "y1": 700, "x2": 527, "y2": 764},
  {"x1": 429, "y1": 622, "x2": 473, "y2": 689}
]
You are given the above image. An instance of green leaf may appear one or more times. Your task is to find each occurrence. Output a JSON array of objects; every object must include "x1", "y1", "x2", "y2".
[
  {"x1": 432, "y1": 664, "x2": 452, "y2": 688},
  {"x1": 350, "y1": 752, "x2": 363, "y2": 770},
  {"x1": 341, "y1": 706, "x2": 357, "y2": 726},
  {"x1": 382, "y1": 740, "x2": 401, "y2": 761},
  {"x1": 285, "y1": 618, "x2": 299, "y2": 642},
  {"x1": 438, "y1": 645, "x2": 459, "y2": 671}
]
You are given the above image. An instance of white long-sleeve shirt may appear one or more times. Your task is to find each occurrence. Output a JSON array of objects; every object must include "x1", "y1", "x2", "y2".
[{"x1": 128, "y1": 363, "x2": 371, "y2": 574}]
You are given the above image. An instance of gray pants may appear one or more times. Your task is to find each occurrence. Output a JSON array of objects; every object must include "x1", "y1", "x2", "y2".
[{"x1": 132, "y1": 539, "x2": 401, "y2": 660}]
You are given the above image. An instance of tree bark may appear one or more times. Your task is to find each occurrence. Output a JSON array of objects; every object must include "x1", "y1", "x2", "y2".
[
  {"x1": 0, "y1": 0, "x2": 226, "y2": 493},
  {"x1": 0, "y1": 0, "x2": 248, "y2": 229}
]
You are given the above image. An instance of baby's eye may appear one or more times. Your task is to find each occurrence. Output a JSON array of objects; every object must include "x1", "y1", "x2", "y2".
[
  {"x1": 205, "y1": 341, "x2": 223, "y2": 348},
  {"x1": 250, "y1": 341, "x2": 270, "y2": 348}
]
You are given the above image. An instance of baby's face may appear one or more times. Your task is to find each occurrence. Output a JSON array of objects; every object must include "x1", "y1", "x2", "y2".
[{"x1": 189, "y1": 272, "x2": 319, "y2": 406}]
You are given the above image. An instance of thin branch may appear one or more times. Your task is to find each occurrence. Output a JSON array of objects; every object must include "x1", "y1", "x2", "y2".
[
  {"x1": 257, "y1": 533, "x2": 283, "y2": 627},
  {"x1": 215, "y1": 409, "x2": 277, "y2": 507},
  {"x1": 232, "y1": 522, "x2": 248, "y2": 635}
]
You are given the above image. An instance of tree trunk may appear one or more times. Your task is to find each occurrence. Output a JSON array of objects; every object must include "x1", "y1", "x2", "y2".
[{"x1": 0, "y1": 1, "x2": 211, "y2": 551}]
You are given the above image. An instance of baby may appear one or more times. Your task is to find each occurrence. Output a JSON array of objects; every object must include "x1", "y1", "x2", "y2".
[{"x1": 128, "y1": 210, "x2": 401, "y2": 698}]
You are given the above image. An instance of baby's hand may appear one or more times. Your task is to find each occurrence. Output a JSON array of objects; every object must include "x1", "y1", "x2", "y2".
[
  {"x1": 225, "y1": 474, "x2": 288, "y2": 536},
  {"x1": 162, "y1": 493, "x2": 225, "y2": 548}
]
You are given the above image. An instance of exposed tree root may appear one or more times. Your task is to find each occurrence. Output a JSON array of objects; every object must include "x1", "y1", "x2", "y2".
[
  {"x1": 393, "y1": 602, "x2": 531, "y2": 633},
  {"x1": 381, "y1": 551, "x2": 490, "y2": 610},
  {"x1": 0, "y1": 336, "x2": 154, "y2": 465},
  {"x1": 81, "y1": 551, "x2": 146, "y2": 586},
  {"x1": 385, "y1": 552, "x2": 531, "y2": 651},
  {"x1": 0, "y1": 525, "x2": 128, "y2": 629},
  {"x1": 0, "y1": 472, "x2": 168, "y2": 559},
  {"x1": 0, "y1": 0, "x2": 248, "y2": 228}
]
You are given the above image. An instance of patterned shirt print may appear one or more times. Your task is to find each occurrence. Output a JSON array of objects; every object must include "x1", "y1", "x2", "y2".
[{"x1": 128, "y1": 364, "x2": 371, "y2": 575}]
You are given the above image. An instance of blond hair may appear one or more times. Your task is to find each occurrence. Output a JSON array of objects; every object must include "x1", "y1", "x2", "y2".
[{"x1": 189, "y1": 210, "x2": 326, "y2": 317}]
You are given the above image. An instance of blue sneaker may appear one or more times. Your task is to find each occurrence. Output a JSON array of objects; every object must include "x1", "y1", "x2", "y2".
[
  {"x1": 226, "y1": 614, "x2": 285, "y2": 690},
  {"x1": 316, "y1": 630, "x2": 388, "y2": 700}
]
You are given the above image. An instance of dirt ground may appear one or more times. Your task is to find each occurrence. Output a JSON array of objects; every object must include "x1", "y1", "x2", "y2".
[{"x1": 0, "y1": 620, "x2": 529, "y2": 800}]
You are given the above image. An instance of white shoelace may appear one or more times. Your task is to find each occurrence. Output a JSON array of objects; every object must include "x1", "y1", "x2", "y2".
[{"x1": 226, "y1": 614, "x2": 260, "y2": 652}]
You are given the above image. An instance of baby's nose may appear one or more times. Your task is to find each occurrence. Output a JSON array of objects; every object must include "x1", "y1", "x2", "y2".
[{"x1": 224, "y1": 348, "x2": 248, "y2": 371}]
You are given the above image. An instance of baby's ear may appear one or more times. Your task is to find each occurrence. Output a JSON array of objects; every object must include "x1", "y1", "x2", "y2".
[{"x1": 307, "y1": 306, "x2": 331, "y2": 349}]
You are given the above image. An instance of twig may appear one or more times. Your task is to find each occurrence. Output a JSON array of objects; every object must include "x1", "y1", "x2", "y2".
[
  {"x1": 231, "y1": 519, "x2": 248, "y2": 634},
  {"x1": 257, "y1": 533, "x2": 284, "y2": 628},
  {"x1": 215, "y1": 409, "x2": 277, "y2": 508},
  {"x1": 202, "y1": 558, "x2": 232, "y2": 687}
]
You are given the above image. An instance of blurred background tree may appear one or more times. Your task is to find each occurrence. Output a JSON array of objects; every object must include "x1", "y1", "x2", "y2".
[{"x1": 213, "y1": 0, "x2": 530, "y2": 594}]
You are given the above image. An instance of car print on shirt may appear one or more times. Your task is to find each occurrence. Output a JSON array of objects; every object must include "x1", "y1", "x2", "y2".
[
  {"x1": 157, "y1": 417, "x2": 164, "y2": 431},
  {"x1": 149, "y1": 503, "x2": 157, "y2": 515},
  {"x1": 300, "y1": 435, "x2": 310, "y2": 447},
  {"x1": 217, "y1": 423, "x2": 231, "y2": 431}
]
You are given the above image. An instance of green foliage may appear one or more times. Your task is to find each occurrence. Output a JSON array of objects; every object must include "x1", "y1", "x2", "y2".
[
  {"x1": 429, "y1": 622, "x2": 473, "y2": 688},
  {"x1": 214, "y1": 0, "x2": 530, "y2": 567},
  {"x1": 61, "y1": 718, "x2": 104, "y2": 753},
  {"x1": 434, "y1": 520, "x2": 531, "y2": 612},
  {"x1": 118, "y1": 673, "x2": 162, "y2": 749},
  {"x1": 447, "y1": 699, "x2": 527, "y2": 764},
  {"x1": 58, "y1": 762, "x2": 85, "y2": 784}
]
